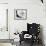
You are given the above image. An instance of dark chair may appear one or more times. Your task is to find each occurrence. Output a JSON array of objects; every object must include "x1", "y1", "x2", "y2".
[{"x1": 19, "y1": 23, "x2": 40, "y2": 46}]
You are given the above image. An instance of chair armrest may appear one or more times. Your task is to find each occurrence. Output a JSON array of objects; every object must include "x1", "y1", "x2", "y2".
[
  {"x1": 22, "y1": 31, "x2": 28, "y2": 35},
  {"x1": 19, "y1": 31, "x2": 27, "y2": 41}
]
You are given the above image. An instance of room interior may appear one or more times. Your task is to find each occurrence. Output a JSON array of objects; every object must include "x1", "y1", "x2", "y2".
[{"x1": 0, "y1": 0, "x2": 46, "y2": 46}]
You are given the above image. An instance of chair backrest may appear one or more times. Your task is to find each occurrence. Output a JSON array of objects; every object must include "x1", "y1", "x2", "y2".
[{"x1": 27, "y1": 23, "x2": 40, "y2": 35}]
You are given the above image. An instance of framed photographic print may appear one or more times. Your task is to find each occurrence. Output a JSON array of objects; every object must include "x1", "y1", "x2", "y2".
[{"x1": 14, "y1": 9, "x2": 27, "y2": 20}]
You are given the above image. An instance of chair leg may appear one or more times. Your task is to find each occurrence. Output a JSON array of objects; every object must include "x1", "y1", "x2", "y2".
[
  {"x1": 20, "y1": 41, "x2": 21, "y2": 45},
  {"x1": 30, "y1": 41, "x2": 34, "y2": 46},
  {"x1": 30, "y1": 39, "x2": 34, "y2": 46}
]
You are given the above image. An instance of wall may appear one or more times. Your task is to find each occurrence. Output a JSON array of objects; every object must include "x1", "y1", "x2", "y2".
[
  {"x1": 0, "y1": 0, "x2": 8, "y2": 3},
  {"x1": 0, "y1": 0, "x2": 13, "y2": 46},
  {"x1": 0, "y1": 3, "x2": 9, "y2": 39},
  {"x1": 9, "y1": 0, "x2": 44, "y2": 37}
]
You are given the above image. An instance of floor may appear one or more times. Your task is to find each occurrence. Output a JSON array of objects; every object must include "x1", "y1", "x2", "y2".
[
  {"x1": 19, "y1": 41, "x2": 43, "y2": 46},
  {"x1": 0, "y1": 41, "x2": 43, "y2": 46},
  {"x1": 0, "y1": 43, "x2": 13, "y2": 46}
]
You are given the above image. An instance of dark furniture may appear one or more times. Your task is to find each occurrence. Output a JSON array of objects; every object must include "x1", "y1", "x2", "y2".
[
  {"x1": 19, "y1": 23, "x2": 41, "y2": 46},
  {"x1": 41, "y1": 0, "x2": 43, "y2": 3}
]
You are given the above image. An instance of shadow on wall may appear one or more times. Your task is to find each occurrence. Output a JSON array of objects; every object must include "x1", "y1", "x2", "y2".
[{"x1": 40, "y1": 25, "x2": 45, "y2": 46}]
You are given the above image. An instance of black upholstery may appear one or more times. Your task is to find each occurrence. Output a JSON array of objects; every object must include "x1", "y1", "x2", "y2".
[
  {"x1": 27, "y1": 23, "x2": 40, "y2": 36},
  {"x1": 19, "y1": 23, "x2": 40, "y2": 45}
]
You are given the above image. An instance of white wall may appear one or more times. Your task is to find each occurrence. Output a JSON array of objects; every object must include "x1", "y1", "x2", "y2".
[
  {"x1": 0, "y1": 4, "x2": 9, "y2": 39},
  {"x1": 0, "y1": 0, "x2": 8, "y2": 3}
]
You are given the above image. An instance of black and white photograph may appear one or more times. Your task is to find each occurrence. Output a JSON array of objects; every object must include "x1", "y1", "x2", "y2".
[
  {"x1": 0, "y1": 0, "x2": 46, "y2": 46},
  {"x1": 14, "y1": 9, "x2": 27, "y2": 20}
]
